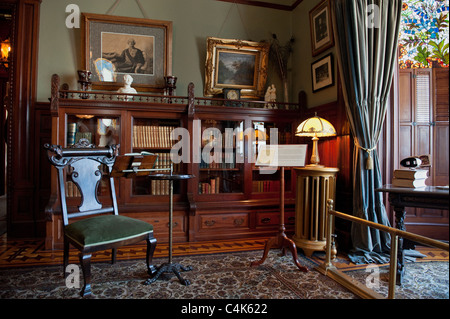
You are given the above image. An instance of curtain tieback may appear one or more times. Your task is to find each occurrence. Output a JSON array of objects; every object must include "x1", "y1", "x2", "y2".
[{"x1": 354, "y1": 139, "x2": 376, "y2": 170}]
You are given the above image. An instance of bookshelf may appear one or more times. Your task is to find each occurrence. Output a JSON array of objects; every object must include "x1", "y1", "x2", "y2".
[
  {"x1": 197, "y1": 119, "x2": 244, "y2": 195},
  {"x1": 251, "y1": 120, "x2": 293, "y2": 196},
  {"x1": 46, "y1": 74, "x2": 302, "y2": 248},
  {"x1": 131, "y1": 117, "x2": 183, "y2": 197}
]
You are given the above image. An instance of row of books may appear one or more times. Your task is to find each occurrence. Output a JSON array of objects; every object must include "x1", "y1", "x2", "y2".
[
  {"x1": 150, "y1": 153, "x2": 178, "y2": 196},
  {"x1": 152, "y1": 152, "x2": 181, "y2": 173},
  {"x1": 198, "y1": 177, "x2": 221, "y2": 194},
  {"x1": 133, "y1": 125, "x2": 177, "y2": 149},
  {"x1": 392, "y1": 168, "x2": 428, "y2": 188},
  {"x1": 150, "y1": 179, "x2": 170, "y2": 196},
  {"x1": 65, "y1": 180, "x2": 108, "y2": 197},
  {"x1": 65, "y1": 181, "x2": 82, "y2": 197},
  {"x1": 199, "y1": 154, "x2": 238, "y2": 169},
  {"x1": 252, "y1": 180, "x2": 281, "y2": 193}
]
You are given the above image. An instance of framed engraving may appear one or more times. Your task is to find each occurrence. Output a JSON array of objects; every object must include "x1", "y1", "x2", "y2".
[
  {"x1": 81, "y1": 13, "x2": 172, "y2": 92},
  {"x1": 309, "y1": 0, "x2": 334, "y2": 57},
  {"x1": 311, "y1": 53, "x2": 334, "y2": 93}
]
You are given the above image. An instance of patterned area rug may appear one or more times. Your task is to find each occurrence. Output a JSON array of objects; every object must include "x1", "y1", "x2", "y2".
[
  {"x1": 345, "y1": 261, "x2": 449, "y2": 299},
  {"x1": 0, "y1": 250, "x2": 448, "y2": 299}
]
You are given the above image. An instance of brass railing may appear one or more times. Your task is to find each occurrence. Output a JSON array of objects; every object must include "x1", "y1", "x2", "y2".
[{"x1": 316, "y1": 199, "x2": 449, "y2": 299}]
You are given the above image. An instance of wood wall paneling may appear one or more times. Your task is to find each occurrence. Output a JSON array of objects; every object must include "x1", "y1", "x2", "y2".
[
  {"x1": 7, "y1": 0, "x2": 41, "y2": 237},
  {"x1": 398, "y1": 68, "x2": 449, "y2": 241}
]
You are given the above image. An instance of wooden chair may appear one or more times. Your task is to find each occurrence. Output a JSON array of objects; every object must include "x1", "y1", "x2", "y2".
[{"x1": 44, "y1": 141, "x2": 157, "y2": 297}]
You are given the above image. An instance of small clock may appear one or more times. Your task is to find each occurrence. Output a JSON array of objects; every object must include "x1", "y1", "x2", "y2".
[{"x1": 223, "y1": 88, "x2": 241, "y2": 106}]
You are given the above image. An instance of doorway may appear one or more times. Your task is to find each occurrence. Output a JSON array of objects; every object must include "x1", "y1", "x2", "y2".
[{"x1": 0, "y1": 7, "x2": 12, "y2": 236}]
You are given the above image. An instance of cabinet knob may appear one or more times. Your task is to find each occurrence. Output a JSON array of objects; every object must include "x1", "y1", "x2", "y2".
[
  {"x1": 261, "y1": 217, "x2": 271, "y2": 224},
  {"x1": 234, "y1": 218, "x2": 244, "y2": 226},
  {"x1": 166, "y1": 222, "x2": 178, "y2": 228},
  {"x1": 204, "y1": 220, "x2": 216, "y2": 227}
]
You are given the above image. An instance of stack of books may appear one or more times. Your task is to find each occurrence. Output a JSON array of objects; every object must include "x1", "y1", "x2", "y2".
[{"x1": 392, "y1": 169, "x2": 428, "y2": 188}]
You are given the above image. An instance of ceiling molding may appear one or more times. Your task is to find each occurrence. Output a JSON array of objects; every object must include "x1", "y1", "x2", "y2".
[{"x1": 216, "y1": 0, "x2": 304, "y2": 11}]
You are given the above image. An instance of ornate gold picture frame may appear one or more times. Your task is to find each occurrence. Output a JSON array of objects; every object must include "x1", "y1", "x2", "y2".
[
  {"x1": 204, "y1": 37, "x2": 270, "y2": 99},
  {"x1": 81, "y1": 13, "x2": 172, "y2": 92}
]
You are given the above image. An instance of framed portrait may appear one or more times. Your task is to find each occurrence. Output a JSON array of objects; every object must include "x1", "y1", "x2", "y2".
[
  {"x1": 311, "y1": 53, "x2": 334, "y2": 93},
  {"x1": 81, "y1": 13, "x2": 172, "y2": 92},
  {"x1": 204, "y1": 37, "x2": 270, "y2": 99},
  {"x1": 309, "y1": 0, "x2": 334, "y2": 57}
]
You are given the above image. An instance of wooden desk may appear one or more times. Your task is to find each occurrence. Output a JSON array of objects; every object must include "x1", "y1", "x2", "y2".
[{"x1": 376, "y1": 185, "x2": 449, "y2": 285}]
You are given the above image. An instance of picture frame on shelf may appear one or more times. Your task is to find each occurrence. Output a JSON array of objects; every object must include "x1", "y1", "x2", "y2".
[
  {"x1": 311, "y1": 53, "x2": 334, "y2": 93},
  {"x1": 204, "y1": 37, "x2": 270, "y2": 99},
  {"x1": 309, "y1": 0, "x2": 334, "y2": 57},
  {"x1": 81, "y1": 13, "x2": 172, "y2": 92}
]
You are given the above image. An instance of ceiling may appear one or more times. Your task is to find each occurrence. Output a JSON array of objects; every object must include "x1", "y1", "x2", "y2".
[{"x1": 216, "y1": 0, "x2": 304, "y2": 11}]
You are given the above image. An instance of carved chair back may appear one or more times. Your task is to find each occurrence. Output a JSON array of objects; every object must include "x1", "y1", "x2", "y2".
[{"x1": 44, "y1": 140, "x2": 120, "y2": 226}]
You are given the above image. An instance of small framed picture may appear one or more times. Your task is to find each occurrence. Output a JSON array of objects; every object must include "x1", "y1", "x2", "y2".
[
  {"x1": 309, "y1": 0, "x2": 334, "y2": 57},
  {"x1": 311, "y1": 53, "x2": 334, "y2": 93}
]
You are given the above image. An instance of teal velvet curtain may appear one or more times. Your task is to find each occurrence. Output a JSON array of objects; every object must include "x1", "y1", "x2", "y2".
[{"x1": 331, "y1": 0, "x2": 402, "y2": 263}]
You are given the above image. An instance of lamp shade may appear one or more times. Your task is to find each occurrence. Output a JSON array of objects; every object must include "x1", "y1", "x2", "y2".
[
  {"x1": 295, "y1": 114, "x2": 336, "y2": 167},
  {"x1": 295, "y1": 114, "x2": 336, "y2": 137}
]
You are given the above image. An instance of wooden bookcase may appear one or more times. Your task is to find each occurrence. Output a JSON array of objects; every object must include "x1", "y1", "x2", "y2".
[{"x1": 45, "y1": 74, "x2": 302, "y2": 249}]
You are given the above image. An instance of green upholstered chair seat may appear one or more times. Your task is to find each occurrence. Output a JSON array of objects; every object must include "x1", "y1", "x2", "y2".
[{"x1": 65, "y1": 215, "x2": 153, "y2": 248}]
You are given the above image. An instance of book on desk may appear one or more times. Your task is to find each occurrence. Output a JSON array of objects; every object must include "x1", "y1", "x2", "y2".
[{"x1": 392, "y1": 168, "x2": 428, "y2": 188}]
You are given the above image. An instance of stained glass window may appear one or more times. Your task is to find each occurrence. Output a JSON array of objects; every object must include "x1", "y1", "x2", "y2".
[{"x1": 399, "y1": 0, "x2": 449, "y2": 68}]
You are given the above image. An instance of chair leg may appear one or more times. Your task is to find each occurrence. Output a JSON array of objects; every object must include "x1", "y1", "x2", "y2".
[
  {"x1": 146, "y1": 233, "x2": 157, "y2": 275},
  {"x1": 111, "y1": 248, "x2": 117, "y2": 264},
  {"x1": 79, "y1": 253, "x2": 92, "y2": 297}
]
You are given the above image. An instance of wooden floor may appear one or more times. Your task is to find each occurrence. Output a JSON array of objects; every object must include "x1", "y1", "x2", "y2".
[
  {"x1": 0, "y1": 234, "x2": 269, "y2": 268},
  {"x1": 2, "y1": 232, "x2": 448, "y2": 271}
]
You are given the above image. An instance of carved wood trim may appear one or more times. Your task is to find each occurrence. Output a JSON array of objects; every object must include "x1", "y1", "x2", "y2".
[{"x1": 50, "y1": 74, "x2": 59, "y2": 117}]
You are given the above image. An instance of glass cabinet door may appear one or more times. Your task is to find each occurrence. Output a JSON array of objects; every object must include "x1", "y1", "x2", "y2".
[
  {"x1": 252, "y1": 121, "x2": 293, "y2": 194},
  {"x1": 66, "y1": 114, "x2": 121, "y2": 199},
  {"x1": 67, "y1": 114, "x2": 121, "y2": 147},
  {"x1": 131, "y1": 117, "x2": 182, "y2": 196},
  {"x1": 198, "y1": 119, "x2": 244, "y2": 195}
]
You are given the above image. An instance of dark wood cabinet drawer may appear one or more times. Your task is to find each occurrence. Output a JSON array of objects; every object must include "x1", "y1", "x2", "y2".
[
  {"x1": 200, "y1": 213, "x2": 249, "y2": 230},
  {"x1": 256, "y1": 211, "x2": 295, "y2": 226}
]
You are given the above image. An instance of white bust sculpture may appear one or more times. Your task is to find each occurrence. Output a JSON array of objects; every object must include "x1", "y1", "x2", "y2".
[{"x1": 117, "y1": 74, "x2": 137, "y2": 100}]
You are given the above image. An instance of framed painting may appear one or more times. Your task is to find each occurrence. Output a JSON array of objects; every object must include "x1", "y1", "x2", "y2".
[
  {"x1": 81, "y1": 13, "x2": 172, "y2": 92},
  {"x1": 311, "y1": 53, "x2": 334, "y2": 93},
  {"x1": 204, "y1": 37, "x2": 270, "y2": 99},
  {"x1": 309, "y1": 0, "x2": 334, "y2": 57}
]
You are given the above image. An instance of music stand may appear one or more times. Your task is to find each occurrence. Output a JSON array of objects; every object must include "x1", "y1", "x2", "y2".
[
  {"x1": 112, "y1": 154, "x2": 194, "y2": 285},
  {"x1": 111, "y1": 152, "x2": 158, "y2": 178},
  {"x1": 143, "y1": 164, "x2": 194, "y2": 286},
  {"x1": 250, "y1": 145, "x2": 309, "y2": 272}
]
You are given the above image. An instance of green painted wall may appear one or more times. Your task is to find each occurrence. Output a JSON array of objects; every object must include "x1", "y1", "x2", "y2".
[
  {"x1": 37, "y1": 0, "x2": 335, "y2": 107},
  {"x1": 291, "y1": 0, "x2": 337, "y2": 108}
]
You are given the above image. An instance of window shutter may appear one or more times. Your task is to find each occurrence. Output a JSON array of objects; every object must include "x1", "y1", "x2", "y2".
[{"x1": 415, "y1": 72, "x2": 430, "y2": 123}]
